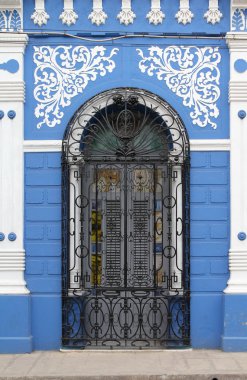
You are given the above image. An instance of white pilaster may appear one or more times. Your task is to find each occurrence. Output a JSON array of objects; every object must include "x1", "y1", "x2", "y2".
[
  {"x1": 88, "y1": 0, "x2": 108, "y2": 26},
  {"x1": 31, "y1": 0, "x2": 49, "y2": 26},
  {"x1": 117, "y1": 0, "x2": 136, "y2": 26},
  {"x1": 175, "y1": 0, "x2": 194, "y2": 25},
  {"x1": 204, "y1": 0, "x2": 222, "y2": 24},
  {"x1": 0, "y1": 33, "x2": 29, "y2": 294},
  {"x1": 225, "y1": 33, "x2": 247, "y2": 294},
  {"x1": 59, "y1": 0, "x2": 78, "y2": 26},
  {"x1": 146, "y1": 0, "x2": 165, "y2": 25}
]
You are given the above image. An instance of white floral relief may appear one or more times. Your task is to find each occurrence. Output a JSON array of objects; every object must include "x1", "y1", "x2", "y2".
[
  {"x1": 33, "y1": 46, "x2": 119, "y2": 129},
  {"x1": 137, "y1": 46, "x2": 221, "y2": 129}
]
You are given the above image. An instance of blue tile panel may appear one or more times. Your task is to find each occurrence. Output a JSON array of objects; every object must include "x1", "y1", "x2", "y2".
[
  {"x1": 25, "y1": 153, "x2": 62, "y2": 295},
  {"x1": 24, "y1": 151, "x2": 230, "y2": 350},
  {"x1": 25, "y1": 153, "x2": 62, "y2": 350},
  {"x1": 190, "y1": 151, "x2": 230, "y2": 348}
]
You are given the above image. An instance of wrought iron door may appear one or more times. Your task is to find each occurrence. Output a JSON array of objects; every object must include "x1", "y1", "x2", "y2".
[{"x1": 62, "y1": 88, "x2": 190, "y2": 349}]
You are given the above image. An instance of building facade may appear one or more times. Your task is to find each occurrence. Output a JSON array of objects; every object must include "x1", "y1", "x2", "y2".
[{"x1": 0, "y1": 0, "x2": 247, "y2": 353}]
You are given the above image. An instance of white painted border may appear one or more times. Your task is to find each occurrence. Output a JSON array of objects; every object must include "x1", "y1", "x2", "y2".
[{"x1": 23, "y1": 139, "x2": 230, "y2": 152}]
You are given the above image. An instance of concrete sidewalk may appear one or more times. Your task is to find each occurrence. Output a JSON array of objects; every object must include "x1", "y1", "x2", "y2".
[{"x1": 1, "y1": 350, "x2": 247, "y2": 380}]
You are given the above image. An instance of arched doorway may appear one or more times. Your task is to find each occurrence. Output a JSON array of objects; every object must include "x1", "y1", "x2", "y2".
[{"x1": 62, "y1": 88, "x2": 190, "y2": 349}]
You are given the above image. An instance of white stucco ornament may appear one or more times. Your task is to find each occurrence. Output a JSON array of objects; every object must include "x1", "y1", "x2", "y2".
[
  {"x1": 88, "y1": 0, "x2": 108, "y2": 26},
  {"x1": 117, "y1": 0, "x2": 136, "y2": 25},
  {"x1": 204, "y1": 0, "x2": 222, "y2": 24},
  {"x1": 33, "y1": 45, "x2": 119, "y2": 129},
  {"x1": 146, "y1": 0, "x2": 165, "y2": 25},
  {"x1": 175, "y1": 0, "x2": 194, "y2": 25},
  {"x1": 137, "y1": 46, "x2": 221, "y2": 129},
  {"x1": 31, "y1": 0, "x2": 49, "y2": 26},
  {"x1": 59, "y1": 0, "x2": 78, "y2": 26}
]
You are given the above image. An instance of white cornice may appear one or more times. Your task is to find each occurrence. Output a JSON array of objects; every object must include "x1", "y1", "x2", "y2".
[
  {"x1": 0, "y1": 33, "x2": 28, "y2": 46},
  {"x1": 226, "y1": 33, "x2": 247, "y2": 50},
  {"x1": 23, "y1": 139, "x2": 230, "y2": 153},
  {"x1": 231, "y1": 0, "x2": 247, "y2": 7},
  {"x1": 0, "y1": 0, "x2": 21, "y2": 8}
]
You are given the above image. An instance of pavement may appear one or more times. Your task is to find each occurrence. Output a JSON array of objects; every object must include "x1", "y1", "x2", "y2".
[{"x1": 1, "y1": 349, "x2": 247, "y2": 380}]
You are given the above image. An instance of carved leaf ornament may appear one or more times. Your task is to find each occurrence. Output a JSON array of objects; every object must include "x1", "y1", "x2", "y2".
[
  {"x1": 137, "y1": 46, "x2": 221, "y2": 129},
  {"x1": 33, "y1": 46, "x2": 119, "y2": 129}
]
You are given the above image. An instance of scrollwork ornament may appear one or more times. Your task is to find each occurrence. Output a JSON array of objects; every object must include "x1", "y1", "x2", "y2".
[
  {"x1": 137, "y1": 46, "x2": 221, "y2": 129},
  {"x1": 33, "y1": 46, "x2": 119, "y2": 129}
]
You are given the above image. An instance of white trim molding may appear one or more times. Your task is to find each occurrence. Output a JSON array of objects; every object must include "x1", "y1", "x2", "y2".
[
  {"x1": 31, "y1": 0, "x2": 49, "y2": 26},
  {"x1": 204, "y1": 0, "x2": 222, "y2": 24},
  {"x1": 146, "y1": 0, "x2": 165, "y2": 25},
  {"x1": 225, "y1": 32, "x2": 247, "y2": 294},
  {"x1": 175, "y1": 0, "x2": 194, "y2": 25},
  {"x1": 23, "y1": 139, "x2": 230, "y2": 153},
  {"x1": 59, "y1": 0, "x2": 78, "y2": 26},
  {"x1": 24, "y1": 140, "x2": 62, "y2": 152},
  {"x1": 88, "y1": 0, "x2": 108, "y2": 26},
  {"x1": 117, "y1": 0, "x2": 136, "y2": 25},
  {"x1": 190, "y1": 139, "x2": 230, "y2": 151},
  {"x1": 0, "y1": 33, "x2": 29, "y2": 295}
]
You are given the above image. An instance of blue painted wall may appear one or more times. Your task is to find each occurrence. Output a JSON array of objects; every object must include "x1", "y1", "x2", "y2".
[
  {"x1": 20, "y1": 0, "x2": 231, "y2": 351},
  {"x1": 24, "y1": 151, "x2": 230, "y2": 349},
  {"x1": 25, "y1": 153, "x2": 61, "y2": 350}
]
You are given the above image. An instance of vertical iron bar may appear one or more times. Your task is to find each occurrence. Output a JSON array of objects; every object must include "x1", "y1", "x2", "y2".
[
  {"x1": 95, "y1": 164, "x2": 99, "y2": 288},
  {"x1": 153, "y1": 164, "x2": 157, "y2": 288},
  {"x1": 124, "y1": 163, "x2": 128, "y2": 288}
]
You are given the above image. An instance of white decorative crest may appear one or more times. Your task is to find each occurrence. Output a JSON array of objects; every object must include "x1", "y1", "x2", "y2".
[
  {"x1": 146, "y1": 0, "x2": 165, "y2": 25},
  {"x1": 33, "y1": 46, "x2": 118, "y2": 129},
  {"x1": 137, "y1": 46, "x2": 221, "y2": 129},
  {"x1": 31, "y1": 0, "x2": 49, "y2": 26},
  {"x1": 204, "y1": 0, "x2": 222, "y2": 24},
  {"x1": 59, "y1": 0, "x2": 78, "y2": 26},
  {"x1": 117, "y1": 0, "x2": 136, "y2": 25},
  {"x1": 232, "y1": 8, "x2": 247, "y2": 31},
  {"x1": 88, "y1": 0, "x2": 108, "y2": 26},
  {"x1": 175, "y1": 0, "x2": 194, "y2": 25}
]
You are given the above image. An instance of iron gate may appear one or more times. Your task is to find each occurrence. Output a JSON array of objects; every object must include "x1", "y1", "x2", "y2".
[{"x1": 62, "y1": 88, "x2": 190, "y2": 349}]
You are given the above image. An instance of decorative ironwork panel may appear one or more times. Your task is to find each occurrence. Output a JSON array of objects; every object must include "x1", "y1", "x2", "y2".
[{"x1": 62, "y1": 88, "x2": 190, "y2": 349}]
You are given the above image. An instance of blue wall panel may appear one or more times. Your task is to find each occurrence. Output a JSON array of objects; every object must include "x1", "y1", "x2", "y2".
[
  {"x1": 25, "y1": 152, "x2": 62, "y2": 350},
  {"x1": 24, "y1": 151, "x2": 230, "y2": 350},
  {"x1": 190, "y1": 151, "x2": 230, "y2": 348},
  {"x1": 0, "y1": 296, "x2": 32, "y2": 353}
]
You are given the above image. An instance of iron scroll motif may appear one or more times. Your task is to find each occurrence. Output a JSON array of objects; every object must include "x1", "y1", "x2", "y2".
[{"x1": 62, "y1": 88, "x2": 190, "y2": 349}]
